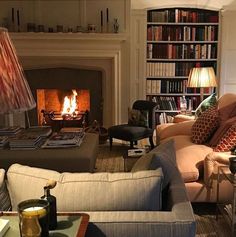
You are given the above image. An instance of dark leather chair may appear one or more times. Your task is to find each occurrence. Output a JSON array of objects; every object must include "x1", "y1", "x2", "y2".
[{"x1": 108, "y1": 100, "x2": 158, "y2": 149}]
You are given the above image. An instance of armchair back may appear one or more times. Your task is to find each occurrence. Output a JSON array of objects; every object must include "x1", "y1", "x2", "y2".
[{"x1": 132, "y1": 100, "x2": 157, "y2": 129}]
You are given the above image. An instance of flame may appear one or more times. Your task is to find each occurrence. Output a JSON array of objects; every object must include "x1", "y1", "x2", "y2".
[{"x1": 61, "y1": 90, "x2": 78, "y2": 115}]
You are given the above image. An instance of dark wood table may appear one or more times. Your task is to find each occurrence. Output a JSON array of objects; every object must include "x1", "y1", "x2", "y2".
[{"x1": 0, "y1": 212, "x2": 89, "y2": 237}]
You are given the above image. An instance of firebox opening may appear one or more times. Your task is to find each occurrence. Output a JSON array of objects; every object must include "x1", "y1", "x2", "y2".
[
  {"x1": 37, "y1": 89, "x2": 90, "y2": 126},
  {"x1": 25, "y1": 67, "x2": 103, "y2": 127}
]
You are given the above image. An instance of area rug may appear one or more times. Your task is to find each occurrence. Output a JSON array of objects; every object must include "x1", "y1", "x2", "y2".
[{"x1": 96, "y1": 143, "x2": 231, "y2": 237}]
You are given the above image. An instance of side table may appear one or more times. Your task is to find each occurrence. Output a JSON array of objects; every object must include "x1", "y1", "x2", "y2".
[
  {"x1": 216, "y1": 165, "x2": 236, "y2": 237},
  {"x1": 0, "y1": 212, "x2": 89, "y2": 237}
]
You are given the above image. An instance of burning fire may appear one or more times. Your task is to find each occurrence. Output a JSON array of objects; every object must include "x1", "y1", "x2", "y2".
[{"x1": 61, "y1": 90, "x2": 78, "y2": 115}]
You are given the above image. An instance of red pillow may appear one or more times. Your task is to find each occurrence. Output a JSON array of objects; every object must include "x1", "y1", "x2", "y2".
[
  {"x1": 208, "y1": 116, "x2": 236, "y2": 146},
  {"x1": 191, "y1": 106, "x2": 219, "y2": 144},
  {"x1": 214, "y1": 124, "x2": 236, "y2": 152}
]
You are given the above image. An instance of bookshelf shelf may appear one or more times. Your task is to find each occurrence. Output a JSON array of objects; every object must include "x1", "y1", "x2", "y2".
[
  {"x1": 145, "y1": 7, "x2": 219, "y2": 123},
  {"x1": 147, "y1": 59, "x2": 217, "y2": 62},
  {"x1": 147, "y1": 41, "x2": 218, "y2": 44},
  {"x1": 147, "y1": 76, "x2": 188, "y2": 79},
  {"x1": 147, "y1": 22, "x2": 219, "y2": 26}
]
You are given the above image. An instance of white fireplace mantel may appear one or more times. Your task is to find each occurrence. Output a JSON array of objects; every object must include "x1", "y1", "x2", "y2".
[{"x1": 10, "y1": 32, "x2": 128, "y2": 127}]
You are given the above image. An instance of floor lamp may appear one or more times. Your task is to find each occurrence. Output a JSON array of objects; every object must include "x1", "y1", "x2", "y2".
[
  {"x1": 187, "y1": 67, "x2": 217, "y2": 102},
  {"x1": 0, "y1": 27, "x2": 36, "y2": 127}
]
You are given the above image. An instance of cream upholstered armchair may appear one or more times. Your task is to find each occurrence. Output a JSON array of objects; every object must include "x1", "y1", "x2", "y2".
[{"x1": 156, "y1": 93, "x2": 236, "y2": 203}]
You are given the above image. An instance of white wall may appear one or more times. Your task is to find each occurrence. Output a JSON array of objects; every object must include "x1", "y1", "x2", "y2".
[
  {"x1": 130, "y1": 9, "x2": 146, "y2": 103},
  {"x1": 219, "y1": 9, "x2": 236, "y2": 95}
]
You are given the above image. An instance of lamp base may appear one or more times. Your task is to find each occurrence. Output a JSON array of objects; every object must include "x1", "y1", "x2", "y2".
[
  {"x1": 200, "y1": 87, "x2": 204, "y2": 102},
  {"x1": 4, "y1": 113, "x2": 14, "y2": 127},
  {"x1": 3, "y1": 112, "x2": 26, "y2": 128}
]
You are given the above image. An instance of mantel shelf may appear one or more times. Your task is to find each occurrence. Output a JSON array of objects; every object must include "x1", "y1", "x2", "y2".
[{"x1": 9, "y1": 32, "x2": 127, "y2": 42}]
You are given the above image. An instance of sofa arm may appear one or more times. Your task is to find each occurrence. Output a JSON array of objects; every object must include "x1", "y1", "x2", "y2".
[
  {"x1": 156, "y1": 120, "x2": 195, "y2": 144},
  {"x1": 204, "y1": 151, "x2": 231, "y2": 187},
  {"x1": 85, "y1": 207, "x2": 195, "y2": 237}
]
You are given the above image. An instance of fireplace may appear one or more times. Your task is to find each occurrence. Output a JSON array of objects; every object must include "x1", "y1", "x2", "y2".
[
  {"x1": 25, "y1": 67, "x2": 103, "y2": 128},
  {"x1": 10, "y1": 33, "x2": 127, "y2": 128}
]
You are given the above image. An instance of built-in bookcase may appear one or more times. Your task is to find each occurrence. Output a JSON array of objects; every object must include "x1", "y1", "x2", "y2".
[{"x1": 146, "y1": 8, "x2": 219, "y2": 121}]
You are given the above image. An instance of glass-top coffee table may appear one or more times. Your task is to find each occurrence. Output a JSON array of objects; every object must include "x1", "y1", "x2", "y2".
[{"x1": 0, "y1": 212, "x2": 89, "y2": 237}]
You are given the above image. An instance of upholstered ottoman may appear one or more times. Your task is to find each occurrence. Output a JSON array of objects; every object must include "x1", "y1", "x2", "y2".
[{"x1": 0, "y1": 133, "x2": 99, "y2": 172}]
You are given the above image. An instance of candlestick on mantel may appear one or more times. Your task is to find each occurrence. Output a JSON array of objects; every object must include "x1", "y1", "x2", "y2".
[
  {"x1": 17, "y1": 10, "x2": 20, "y2": 32},
  {"x1": 12, "y1": 8, "x2": 14, "y2": 23},
  {"x1": 101, "y1": 10, "x2": 104, "y2": 33},
  {"x1": 106, "y1": 8, "x2": 109, "y2": 33},
  {"x1": 106, "y1": 8, "x2": 109, "y2": 22},
  {"x1": 11, "y1": 8, "x2": 15, "y2": 32}
]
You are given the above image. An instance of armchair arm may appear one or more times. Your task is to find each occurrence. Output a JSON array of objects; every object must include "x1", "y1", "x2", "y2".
[
  {"x1": 204, "y1": 151, "x2": 231, "y2": 187},
  {"x1": 173, "y1": 114, "x2": 195, "y2": 123},
  {"x1": 156, "y1": 120, "x2": 195, "y2": 144}
]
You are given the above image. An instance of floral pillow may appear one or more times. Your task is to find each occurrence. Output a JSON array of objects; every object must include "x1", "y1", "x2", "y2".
[
  {"x1": 214, "y1": 124, "x2": 236, "y2": 152},
  {"x1": 191, "y1": 106, "x2": 219, "y2": 144},
  {"x1": 128, "y1": 109, "x2": 149, "y2": 127}
]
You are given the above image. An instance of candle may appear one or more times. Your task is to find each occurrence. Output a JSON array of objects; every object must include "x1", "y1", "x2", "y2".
[
  {"x1": 23, "y1": 206, "x2": 47, "y2": 218},
  {"x1": 106, "y1": 8, "x2": 109, "y2": 22},
  {"x1": 18, "y1": 199, "x2": 50, "y2": 237},
  {"x1": 12, "y1": 8, "x2": 14, "y2": 23},
  {"x1": 17, "y1": 10, "x2": 20, "y2": 26},
  {"x1": 101, "y1": 10, "x2": 103, "y2": 26}
]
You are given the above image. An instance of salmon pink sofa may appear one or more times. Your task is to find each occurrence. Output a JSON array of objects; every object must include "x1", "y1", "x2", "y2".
[{"x1": 156, "y1": 93, "x2": 236, "y2": 202}]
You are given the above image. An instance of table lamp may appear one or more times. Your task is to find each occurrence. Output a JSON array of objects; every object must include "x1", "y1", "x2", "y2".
[
  {"x1": 187, "y1": 67, "x2": 217, "y2": 102},
  {"x1": 0, "y1": 27, "x2": 36, "y2": 126}
]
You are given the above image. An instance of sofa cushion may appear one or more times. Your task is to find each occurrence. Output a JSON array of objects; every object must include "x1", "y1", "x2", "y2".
[
  {"x1": 161, "y1": 135, "x2": 213, "y2": 182},
  {"x1": 208, "y1": 116, "x2": 236, "y2": 147},
  {"x1": 195, "y1": 93, "x2": 217, "y2": 117},
  {"x1": 191, "y1": 106, "x2": 219, "y2": 144},
  {"x1": 131, "y1": 139, "x2": 175, "y2": 173},
  {"x1": 149, "y1": 140, "x2": 178, "y2": 188},
  {"x1": 214, "y1": 124, "x2": 236, "y2": 152},
  {"x1": 132, "y1": 139, "x2": 176, "y2": 188},
  {"x1": 7, "y1": 164, "x2": 163, "y2": 212},
  {"x1": 0, "y1": 169, "x2": 11, "y2": 211},
  {"x1": 217, "y1": 93, "x2": 236, "y2": 118},
  {"x1": 131, "y1": 152, "x2": 155, "y2": 172}
]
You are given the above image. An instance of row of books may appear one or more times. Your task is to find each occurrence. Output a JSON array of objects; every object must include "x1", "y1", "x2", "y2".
[
  {"x1": 147, "y1": 43, "x2": 217, "y2": 60},
  {"x1": 147, "y1": 80, "x2": 185, "y2": 94},
  {"x1": 147, "y1": 25, "x2": 218, "y2": 42},
  {"x1": 146, "y1": 62, "x2": 217, "y2": 77},
  {"x1": 148, "y1": 9, "x2": 218, "y2": 23},
  {"x1": 148, "y1": 96, "x2": 201, "y2": 111},
  {"x1": 146, "y1": 80, "x2": 215, "y2": 94}
]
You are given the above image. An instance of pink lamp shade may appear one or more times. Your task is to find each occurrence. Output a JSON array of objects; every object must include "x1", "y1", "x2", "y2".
[
  {"x1": 187, "y1": 67, "x2": 217, "y2": 88},
  {"x1": 0, "y1": 27, "x2": 36, "y2": 114}
]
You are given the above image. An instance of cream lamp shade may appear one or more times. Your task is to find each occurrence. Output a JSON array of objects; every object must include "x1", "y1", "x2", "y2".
[
  {"x1": 187, "y1": 67, "x2": 217, "y2": 101},
  {"x1": 187, "y1": 67, "x2": 217, "y2": 88},
  {"x1": 0, "y1": 27, "x2": 36, "y2": 114}
]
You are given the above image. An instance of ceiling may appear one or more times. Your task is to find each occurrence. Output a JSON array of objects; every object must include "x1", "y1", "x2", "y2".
[{"x1": 131, "y1": 0, "x2": 236, "y2": 11}]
